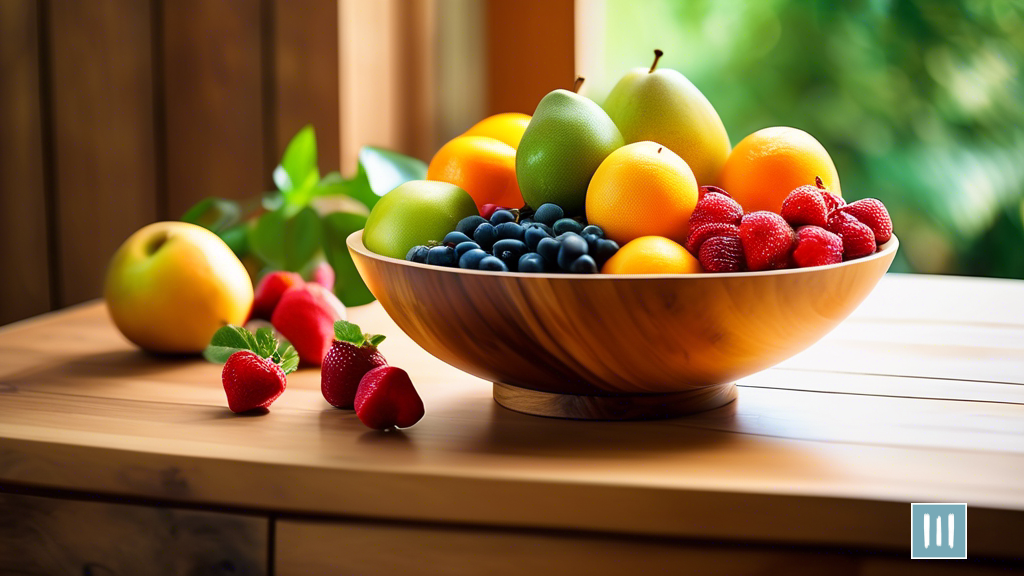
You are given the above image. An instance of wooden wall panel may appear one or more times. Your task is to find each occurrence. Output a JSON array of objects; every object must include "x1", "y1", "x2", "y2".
[
  {"x1": 162, "y1": 0, "x2": 266, "y2": 218},
  {"x1": 485, "y1": 0, "x2": 575, "y2": 115},
  {"x1": 46, "y1": 0, "x2": 159, "y2": 307},
  {"x1": 0, "y1": 492, "x2": 267, "y2": 574},
  {"x1": 0, "y1": 0, "x2": 52, "y2": 325},
  {"x1": 274, "y1": 0, "x2": 341, "y2": 174}
]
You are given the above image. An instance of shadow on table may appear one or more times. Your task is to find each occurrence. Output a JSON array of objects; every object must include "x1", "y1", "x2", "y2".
[{"x1": 0, "y1": 349, "x2": 205, "y2": 392}]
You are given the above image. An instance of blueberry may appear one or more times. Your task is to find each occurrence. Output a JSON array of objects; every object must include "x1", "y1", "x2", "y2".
[
  {"x1": 581, "y1": 224, "x2": 604, "y2": 238},
  {"x1": 478, "y1": 255, "x2": 509, "y2": 272},
  {"x1": 524, "y1": 226, "x2": 552, "y2": 251},
  {"x1": 583, "y1": 233, "x2": 601, "y2": 254},
  {"x1": 454, "y1": 241, "x2": 481, "y2": 259},
  {"x1": 536, "y1": 236, "x2": 561, "y2": 264},
  {"x1": 473, "y1": 223, "x2": 498, "y2": 250},
  {"x1": 519, "y1": 217, "x2": 534, "y2": 227},
  {"x1": 495, "y1": 222, "x2": 525, "y2": 241},
  {"x1": 569, "y1": 254, "x2": 598, "y2": 274},
  {"x1": 490, "y1": 209, "x2": 516, "y2": 225},
  {"x1": 553, "y1": 218, "x2": 584, "y2": 235},
  {"x1": 405, "y1": 245, "x2": 428, "y2": 263},
  {"x1": 492, "y1": 239, "x2": 528, "y2": 271},
  {"x1": 456, "y1": 215, "x2": 488, "y2": 237},
  {"x1": 443, "y1": 231, "x2": 473, "y2": 246},
  {"x1": 426, "y1": 245, "x2": 457, "y2": 267},
  {"x1": 518, "y1": 253, "x2": 546, "y2": 273},
  {"x1": 557, "y1": 233, "x2": 589, "y2": 270},
  {"x1": 534, "y1": 203, "x2": 564, "y2": 227},
  {"x1": 459, "y1": 248, "x2": 488, "y2": 269},
  {"x1": 594, "y1": 239, "x2": 620, "y2": 266}
]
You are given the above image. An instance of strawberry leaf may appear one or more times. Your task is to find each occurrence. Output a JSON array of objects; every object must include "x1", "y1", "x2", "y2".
[
  {"x1": 203, "y1": 325, "x2": 259, "y2": 364},
  {"x1": 366, "y1": 333, "x2": 386, "y2": 347},
  {"x1": 278, "y1": 345, "x2": 299, "y2": 375},
  {"x1": 333, "y1": 320, "x2": 364, "y2": 345},
  {"x1": 254, "y1": 327, "x2": 278, "y2": 359}
]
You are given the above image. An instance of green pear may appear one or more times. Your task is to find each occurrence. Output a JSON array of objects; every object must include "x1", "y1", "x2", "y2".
[
  {"x1": 516, "y1": 78, "x2": 624, "y2": 215},
  {"x1": 363, "y1": 180, "x2": 477, "y2": 259},
  {"x1": 603, "y1": 50, "x2": 731, "y2": 186}
]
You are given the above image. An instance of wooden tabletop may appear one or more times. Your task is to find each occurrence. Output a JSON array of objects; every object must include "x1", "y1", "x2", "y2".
[{"x1": 1, "y1": 273, "x2": 1022, "y2": 558}]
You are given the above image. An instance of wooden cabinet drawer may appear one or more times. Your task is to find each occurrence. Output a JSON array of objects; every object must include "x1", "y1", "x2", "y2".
[{"x1": 0, "y1": 492, "x2": 267, "y2": 575}]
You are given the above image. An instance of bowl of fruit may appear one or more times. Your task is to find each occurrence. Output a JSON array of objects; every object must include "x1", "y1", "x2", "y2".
[{"x1": 348, "y1": 52, "x2": 898, "y2": 420}]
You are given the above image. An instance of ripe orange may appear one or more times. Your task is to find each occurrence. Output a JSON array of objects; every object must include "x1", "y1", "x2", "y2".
[
  {"x1": 462, "y1": 113, "x2": 531, "y2": 150},
  {"x1": 426, "y1": 135, "x2": 524, "y2": 211},
  {"x1": 602, "y1": 236, "x2": 701, "y2": 274},
  {"x1": 719, "y1": 126, "x2": 841, "y2": 214},
  {"x1": 585, "y1": 141, "x2": 699, "y2": 245}
]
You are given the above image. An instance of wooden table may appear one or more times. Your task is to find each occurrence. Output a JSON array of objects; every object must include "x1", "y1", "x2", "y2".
[{"x1": 0, "y1": 273, "x2": 1021, "y2": 574}]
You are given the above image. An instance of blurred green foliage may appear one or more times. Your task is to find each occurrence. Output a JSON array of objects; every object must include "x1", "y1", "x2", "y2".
[{"x1": 600, "y1": 0, "x2": 1024, "y2": 277}]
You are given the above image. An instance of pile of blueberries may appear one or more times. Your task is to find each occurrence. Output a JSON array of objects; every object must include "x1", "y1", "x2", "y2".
[{"x1": 406, "y1": 203, "x2": 620, "y2": 273}]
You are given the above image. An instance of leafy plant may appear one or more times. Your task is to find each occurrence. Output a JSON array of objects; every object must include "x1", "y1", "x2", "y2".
[
  {"x1": 182, "y1": 125, "x2": 427, "y2": 305},
  {"x1": 204, "y1": 325, "x2": 299, "y2": 375}
]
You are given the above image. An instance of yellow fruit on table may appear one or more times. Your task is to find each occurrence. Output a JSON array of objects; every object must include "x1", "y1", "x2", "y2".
[
  {"x1": 462, "y1": 112, "x2": 531, "y2": 150},
  {"x1": 602, "y1": 235, "x2": 701, "y2": 274},
  {"x1": 585, "y1": 141, "x2": 699, "y2": 245},
  {"x1": 427, "y1": 135, "x2": 524, "y2": 211},
  {"x1": 104, "y1": 222, "x2": 254, "y2": 353},
  {"x1": 719, "y1": 126, "x2": 841, "y2": 214}
]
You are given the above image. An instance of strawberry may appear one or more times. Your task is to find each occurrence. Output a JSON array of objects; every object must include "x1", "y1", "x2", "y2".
[
  {"x1": 685, "y1": 222, "x2": 740, "y2": 254},
  {"x1": 836, "y1": 198, "x2": 892, "y2": 244},
  {"x1": 698, "y1": 235, "x2": 745, "y2": 272},
  {"x1": 699, "y1": 185, "x2": 731, "y2": 198},
  {"x1": 689, "y1": 191, "x2": 743, "y2": 229},
  {"x1": 792, "y1": 226, "x2": 843, "y2": 268},
  {"x1": 355, "y1": 366, "x2": 425, "y2": 430},
  {"x1": 310, "y1": 261, "x2": 336, "y2": 290},
  {"x1": 480, "y1": 204, "x2": 509, "y2": 220},
  {"x1": 739, "y1": 211, "x2": 796, "y2": 271},
  {"x1": 205, "y1": 325, "x2": 299, "y2": 413},
  {"x1": 821, "y1": 190, "x2": 846, "y2": 212},
  {"x1": 322, "y1": 320, "x2": 388, "y2": 409},
  {"x1": 780, "y1": 185, "x2": 829, "y2": 228},
  {"x1": 827, "y1": 211, "x2": 876, "y2": 260},
  {"x1": 250, "y1": 271, "x2": 304, "y2": 321},
  {"x1": 271, "y1": 283, "x2": 347, "y2": 366}
]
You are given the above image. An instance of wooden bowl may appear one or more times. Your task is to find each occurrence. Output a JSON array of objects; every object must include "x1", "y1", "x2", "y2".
[{"x1": 348, "y1": 230, "x2": 898, "y2": 420}]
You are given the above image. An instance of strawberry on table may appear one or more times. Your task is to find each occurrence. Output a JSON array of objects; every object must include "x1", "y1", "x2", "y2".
[
  {"x1": 321, "y1": 320, "x2": 388, "y2": 409},
  {"x1": 204, "y1": 325, "x2": 299, "y2": 413},
  {"x1": 355, "y1": 366, "x2": 425, "y2": 430}
]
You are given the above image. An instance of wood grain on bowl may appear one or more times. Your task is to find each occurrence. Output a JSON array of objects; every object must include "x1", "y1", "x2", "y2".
[{"x1": 349, "y1": 231, "x2": 897, "y2": 419}]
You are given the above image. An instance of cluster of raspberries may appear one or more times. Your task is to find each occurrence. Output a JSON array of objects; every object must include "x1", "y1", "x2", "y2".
[{"x1": 686, "y1": 178, "x2": 892, "y2": 272}]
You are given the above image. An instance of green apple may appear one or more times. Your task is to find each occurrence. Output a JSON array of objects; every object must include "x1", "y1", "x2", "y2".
[
  {"x1": 363, "y1": 180, "x2": 478, "y2": 259},
  {"x1": 104, "y1": 222, "x2": 254, "y2": 353},
  {"x1": 603, "y1": 50, "x2": 731, "y2": 186},
  {"x1": 516, "y1": 78, "x2": 624, "y2": 215}
]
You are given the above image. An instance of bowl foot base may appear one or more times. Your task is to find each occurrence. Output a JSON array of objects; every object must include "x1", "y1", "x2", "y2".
[{"x1": 492, "y1": 382, "x2": 737, "y2": 421}]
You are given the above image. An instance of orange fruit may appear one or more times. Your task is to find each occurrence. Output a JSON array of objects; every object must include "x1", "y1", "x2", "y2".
[
  {"x1": 719, "y1": 126, "x2": 841, "y2": 214},
  {"x1": 426, "y1": 135, "x2": 524, "y2": 211},
  {"x1": 585, "y1": 141, "x2": 699, "y2": 245},
  {"x1": 602, "y1": 236, "x2": 701, "y2": 274},
  {"x1": 463, "y1": 113, "x2": 531, "y2": 150}
]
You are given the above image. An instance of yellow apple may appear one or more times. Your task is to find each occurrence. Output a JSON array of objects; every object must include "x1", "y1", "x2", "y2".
[{"x1": 104, "y1": 222, "x2": 254, "y2": 353}]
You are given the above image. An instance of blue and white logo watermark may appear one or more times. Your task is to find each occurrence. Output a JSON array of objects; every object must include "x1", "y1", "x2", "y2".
[{"x1": 911, "y1": 503, "x2": 967, "y2": 559}]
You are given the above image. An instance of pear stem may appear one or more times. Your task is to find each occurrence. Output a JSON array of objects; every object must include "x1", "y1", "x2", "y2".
[
  {"x1": 649, "y1": 49, "x2": 664, "y2": 73},
  {"x1": 573, "y1": 76, "x2": 585, "y2": 93}
]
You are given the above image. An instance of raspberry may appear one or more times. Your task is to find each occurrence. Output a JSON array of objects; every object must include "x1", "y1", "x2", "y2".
[
  {"x1": 837, "y1": 198, "x2": 892, "y2": 244},
  {"x1": 689, "y1": 191, "x2": 743, "y2": 229},
  {"x1": 685, "y1": 223, "x2": 740, "y2": 254},
  {"x1": 792, "y1": 226, "x2": 843, "y2": 268},
  {"x1": 827, "y1": 211, "x2": 876, "y2": 260},
  {"x1": 739, "y1": 211, "x2": 796, "y2": 271},
  {"x1": 698, "y1": 235, "x2": 745, "y2": 272},
  {"x1": 780, "y1": 186, "x2": 829, "y2": 228}
]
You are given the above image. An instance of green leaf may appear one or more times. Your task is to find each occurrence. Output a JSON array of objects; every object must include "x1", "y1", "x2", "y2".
[
  {"x1": 219, "y1": 224, "x2": 249, "y2": 256},
  {"x1": 321, "y1": 211, "x2": 375, "y2": 306},
  {"x1": 366, "y1": 334, "x2": 386, "y2": 347},
  {"x1": 334, "y1": 320, "x2": 364, "y2": 345},
  {"x1": 254, "y1": 327, "x2": 278, "y2": 359},
  {"x1": 249, "y1": 207, "x2": 322, "y2": 271},
  {"x1": 203, "y1": 325, "x2": 258, "y2": 364},
  {"x1": 275, "y1": 125, "x2": 320, "y2": 193},
  {"x1": 181, "y1": 197, "x2": 242, "y2": 232},
  {"x1": 278, "y1": 345, "x2": 299, "y2": 375},
  {"x1": 344, "y1": 147, "x2": 427, "y2": 209}
]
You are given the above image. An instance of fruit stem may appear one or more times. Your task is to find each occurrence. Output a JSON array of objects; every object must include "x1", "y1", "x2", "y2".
[
  {"x1": 573, "y1": 76, "x2": 585, "y2": 93},
  {"x1": 815, "y1": 176, "x2": 825, "y2": 189},
  {"x1": 649, "y1": 49, "x2": 664, "y2": 73}
]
